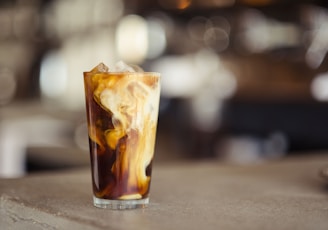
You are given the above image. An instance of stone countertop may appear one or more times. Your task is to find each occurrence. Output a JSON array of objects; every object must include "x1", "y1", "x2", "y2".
[{"x1": 1, "y1": 154, "x2": 328, "y2": 230}]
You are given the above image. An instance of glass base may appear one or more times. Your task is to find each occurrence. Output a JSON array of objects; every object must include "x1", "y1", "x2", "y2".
[{"x1": 93, "y1": 196, "x2": 149, "y2": 209}]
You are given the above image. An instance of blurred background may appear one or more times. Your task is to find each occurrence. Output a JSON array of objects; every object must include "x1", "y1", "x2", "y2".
[{"x1": 1, "y1": 0, "x2": 328, "y2": 177}]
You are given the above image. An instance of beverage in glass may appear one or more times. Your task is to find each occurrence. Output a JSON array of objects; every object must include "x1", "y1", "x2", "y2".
[{"x1": 83, "y1": 63, "x2": 160, "y2": 209}]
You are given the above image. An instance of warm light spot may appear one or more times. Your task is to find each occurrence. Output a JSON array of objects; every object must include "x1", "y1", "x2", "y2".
[
  {"x1": 158, "y1": 0, "x2": 192, "y2": 10},
  {"x1": 177, "y1": 0, "x2": 192, "y2": 9}
]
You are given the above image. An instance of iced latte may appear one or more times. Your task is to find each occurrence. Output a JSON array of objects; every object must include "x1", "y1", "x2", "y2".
[{"x1": 83, "y1": 62, "x2": 160, "y2": 209}]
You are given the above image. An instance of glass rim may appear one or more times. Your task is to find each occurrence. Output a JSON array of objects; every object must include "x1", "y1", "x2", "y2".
[{"x1": 83, "y1": 71, "x2": 160, "y2": 77}]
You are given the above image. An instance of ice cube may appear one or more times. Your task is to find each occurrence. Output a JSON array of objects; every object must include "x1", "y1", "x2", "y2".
[
  {"x1": 113, "y1": 61, "x2": 144, "y2": 73},
  {"x1": 90, "y1": 63, "x2": 109, "y2": 73}
]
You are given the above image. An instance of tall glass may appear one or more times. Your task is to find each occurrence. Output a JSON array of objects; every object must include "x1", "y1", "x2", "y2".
[{"x1": 83, "y1": 65, "x2": 160, "y2": 209}]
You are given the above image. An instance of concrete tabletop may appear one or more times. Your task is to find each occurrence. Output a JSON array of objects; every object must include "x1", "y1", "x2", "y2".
[{"x1": 1, "y1": 154, "x2": 328, "y2": 230}]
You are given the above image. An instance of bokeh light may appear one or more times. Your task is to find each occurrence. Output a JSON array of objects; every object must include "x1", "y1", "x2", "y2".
[
  {"x1": 43, "y1": 0, "x2": 123, "y2": 39},
  {"x1": 303, "y1": 6, "x2": 328, "y2": 69},
  {"x1": 204, "y1": 27, "x2": 229, "y2": 52},
  {"x1": 188, "y1": 15, "x2": 231, "y2": 52},
  {"x1": 311, "y1": 72, "x2": 328, "y2": 101},
  {"x1": 116, "y1": 14, "x2": 148, "y2": 64},
  {"x1": 40, "y1": 51, "x2": 67, "y2": 100},
  {"x1": 152, "y1": 49, "x2": 236, "y2": 99},
  {"x1": 146, "y1": 17, "x2": 167, "y2": 59},
  {"x1": 238, "y1": 9, "x2": 301, "y2": 53}
]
